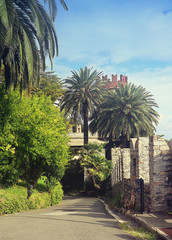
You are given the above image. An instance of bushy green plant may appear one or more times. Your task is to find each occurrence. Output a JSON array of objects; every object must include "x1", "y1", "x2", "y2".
[
  {"x1": 0, "y1": 182, "x2": 63, "y2": 215},
  {"x1": 50, "y1": 182, "x2": 63, "y2": 205},
  {"x1": 81, "y1": 143, "x2": 112, "y2": 192},
  {"x1": 0, "y1": 164, "x2": 19, "y2": 186},
  {"x1": 0, "y1": 196, "x2": 28, "y2": 214},
  {"x1": 0, "y1": 88, "x2": 70, "y2": 197}
]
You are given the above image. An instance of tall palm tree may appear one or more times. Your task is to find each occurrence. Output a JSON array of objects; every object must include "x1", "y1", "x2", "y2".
[
  {"x1": 61, "y1": 67, "x2": 107, "y2": 145},
  {"x1": 89, "y1": 83, "x2": 159, "y2": 149},
  {"x1": 0, "y1": 0, "x2": 67, "y2": 90}
]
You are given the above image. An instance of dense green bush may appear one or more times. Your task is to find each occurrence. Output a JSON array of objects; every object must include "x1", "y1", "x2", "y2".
[
  {"x1": 0, "y1": 182, "x2": 63, "y2": 215},
  {"x1": 0, "y1": 164, "x2": 19, "y2": 186},
  {"x1": 81, "y1": 143, "x2": 112, "y2": 193},
  {"x1": 0, "y1": 88, "x2": 69, "y2": 198},
  {"x1": 50, "y1": 182, "x2": 63, "y2": 205}
]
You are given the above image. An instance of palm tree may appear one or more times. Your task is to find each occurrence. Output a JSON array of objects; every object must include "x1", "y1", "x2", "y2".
[
  {"x1": 89, "y1": 83, "x2": 159, "y2": 150},
  {"x1": 61, "y1": 67, "x2": 107, "y2": 145},
  {"x1": 44, "y1": 0, "x2": 68, "y2": 21},
  {"x1": 0, "y1": 0, "x2": 67, "y2": 90}
]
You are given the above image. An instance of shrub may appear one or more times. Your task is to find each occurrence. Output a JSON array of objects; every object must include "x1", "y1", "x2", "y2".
[
  {"x1": 0, "y1": 182, "x2": 63, "y2": 215},
  {"x1": 50, "y1": 182, "x2": 63, "y2": 206},
  {"x1": 0, "y1": 89, "x2": 69, "y2": 198}
]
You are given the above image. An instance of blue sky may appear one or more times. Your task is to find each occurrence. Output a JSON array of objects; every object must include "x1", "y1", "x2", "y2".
[{"x1": 47, "y1": 0, "x2": 172, "y2": 140}]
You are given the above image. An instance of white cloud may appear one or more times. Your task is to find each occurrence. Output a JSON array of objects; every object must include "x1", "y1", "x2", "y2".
[{"x1": 55, "y1": 0, "x2": 172, "y2": 65}]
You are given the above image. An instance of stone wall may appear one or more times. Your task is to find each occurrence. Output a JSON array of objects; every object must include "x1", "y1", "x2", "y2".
[
  {"x1": 130, "y1": 137, "x2": 149, "y2": 182},
  {"x1": 111, "y1": 136, "x2": 172, "y2": 212},
  {"x1": 112, "y1": 179, "x2": 146, "y2": 212},
  {"x1": 149, "y1": 136, "x2": 172, "y2": 212},
  {"x1": 111, "y1": 148, "x2": 130, "y2": 189}
]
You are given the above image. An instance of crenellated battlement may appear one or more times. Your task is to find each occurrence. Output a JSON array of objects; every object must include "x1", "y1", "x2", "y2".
[{"x1": 102, "y1": 74, "x2": 128, "y2": 89}]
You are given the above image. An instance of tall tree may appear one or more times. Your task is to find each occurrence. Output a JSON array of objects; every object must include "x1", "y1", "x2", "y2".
[
  {"x1": 31, "y1": 71, "x2": 64, "y2": 103},
  {"x1": 61, "y1": 67, "x2": 107, "y2": 145},
  {"x1": 0, "y1": 0, "x2": 68, "y2": 90},
  {"x1": 0, "y1": 88, "x2": 69, "y2": 197},
  {"x1": 89, "y1": 83, "x2": 159, "y2": 149}
]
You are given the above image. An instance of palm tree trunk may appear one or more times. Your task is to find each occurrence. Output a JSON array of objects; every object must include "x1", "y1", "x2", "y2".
[
  {"x1": 120, "y1": 134, "x2": 128, "y2": 148},
  {"x1": 83, "y1": 101, "x2": 88, "y2": 145},
  {"x1": 106, "y1": 134, "x2": 113, "y2": 160}
]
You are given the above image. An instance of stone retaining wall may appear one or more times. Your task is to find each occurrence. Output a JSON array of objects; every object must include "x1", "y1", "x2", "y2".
[
  {"x1": 111, "y1": 136, "x2": 172, "y2": 212},
  {"x1": 112, "y1": 179, "x2": 148, "y2": 212},
  {"x1": 149, "y1": 136, "x2": 172, "y2": 212}
]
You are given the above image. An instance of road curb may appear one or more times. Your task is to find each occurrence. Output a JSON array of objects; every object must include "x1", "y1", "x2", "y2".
[
  {"x1": 99, "y1": 198, "x2": 171, "y2": 240},
  {"x1": 99, "y1": 198, "x2": 125, "y2": 223}
]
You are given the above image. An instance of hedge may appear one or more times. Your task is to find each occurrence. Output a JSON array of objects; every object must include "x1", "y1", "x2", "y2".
[{"x1": 0, "y1": 182, "x2": 63, "y2": 215}]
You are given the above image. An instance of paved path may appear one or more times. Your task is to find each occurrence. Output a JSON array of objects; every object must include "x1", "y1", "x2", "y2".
[{"x1": 0, "y1": 197, "x2": 135, "y2": 240}]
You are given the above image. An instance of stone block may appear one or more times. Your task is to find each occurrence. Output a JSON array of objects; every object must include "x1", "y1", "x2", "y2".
[
  {"x1": 160, "y1": 150, "x2": 170, "y2": 156},
  {"x1": 153, "y1": 150, "x2": 161, "y2": 157},
  {"x1": 168, "y1": 138, "x2": 172, "y2": 155}
]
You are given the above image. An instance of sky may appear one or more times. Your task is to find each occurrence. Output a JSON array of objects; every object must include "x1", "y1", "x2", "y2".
[{"x1": 47, "y1": 0, "x2": 172, "y2": 140}]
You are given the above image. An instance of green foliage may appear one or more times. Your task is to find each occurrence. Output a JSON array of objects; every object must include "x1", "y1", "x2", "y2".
[
  {"x1": 50, "y1": 182, "x2": 63, "y2": 205},
  {"x1": 0, "y1": 165, "x2": 19, "y2": 186},
  {"x1": 61, "y1": 67, "x2": 107, "y2": 144},
  {"x1": 0, "y1": 88, "x2": 69, "y2": 192},
  {"x1": 0, "y1": 182, "x2": 63, "y2": 215},
  {"x1": 81, "y1": 143, "x2": 112, "y2": 187},
  {"x1": 89, "y1": 83, "x2": 159, "y2": 143},
  {"x1": 0, "y1": 88, "x2": 19, "y2": 186},
  {"x1": 0, "y1": 0, "x2": 68, "y2": 90},
  {"x1": 32, "y1": 71, "x2": 64, "y2": 103},
  {"x1": 0, "y1": 197, "x2": 27, "y2": 215}
]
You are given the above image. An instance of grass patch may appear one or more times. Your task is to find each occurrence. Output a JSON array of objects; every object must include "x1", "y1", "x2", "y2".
[{"x1": 119, "y1": 222, "x2": 156, "y2": 240}]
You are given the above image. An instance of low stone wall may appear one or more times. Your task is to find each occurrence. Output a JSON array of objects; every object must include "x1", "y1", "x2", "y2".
[{"x1": 112, "y1": 178, "x2": 149, "y2": 212}]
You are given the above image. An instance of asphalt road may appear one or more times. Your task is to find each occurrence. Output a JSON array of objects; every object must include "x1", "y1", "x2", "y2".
[{"x1": 0, "y1": 196, "x2": 135, "y2": 240}]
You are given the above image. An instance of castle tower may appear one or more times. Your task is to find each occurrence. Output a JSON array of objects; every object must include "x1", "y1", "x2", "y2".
[{"x1": 102, "y1": 74, "x2": 128, "y2": 90}]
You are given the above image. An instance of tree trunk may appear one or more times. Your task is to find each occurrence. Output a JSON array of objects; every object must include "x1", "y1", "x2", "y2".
[
  {"x1": 106, "y1": 134, "x2": 113, "y2": 160},
  {"x1": 27, "y1": 184, "x2": 33, "y2": 199},
  {"x1": 83, "y1": 101, "x2": 88, "y2": 145},
  {"x1": 105, "y1": 134, "x2": 113, "y2": 160}
]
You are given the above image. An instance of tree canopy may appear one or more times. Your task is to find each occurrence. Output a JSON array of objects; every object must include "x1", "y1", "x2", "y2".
[
  {"x1": 0, "y1": 0, "x2": 67, "y2": 90},
  {"x1": 89, "y1": 83, "x2": 159, "y2": 146},
  {"x1": 61, "y1": 67, "x2": 107, "y2": 144},
  {"x1": 0, "y1": 88, "x2": 69, "y2": 197},
  {"x1": 31, "y1": 71, "x2": 64, "y2": 103}
]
